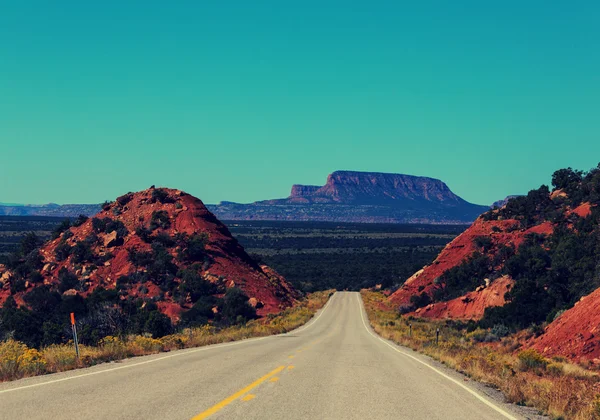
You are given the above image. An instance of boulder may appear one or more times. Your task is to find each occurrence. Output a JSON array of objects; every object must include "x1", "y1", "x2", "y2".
[{"x1": 104, "y1": 230, "x2": 119, "y2": 247}]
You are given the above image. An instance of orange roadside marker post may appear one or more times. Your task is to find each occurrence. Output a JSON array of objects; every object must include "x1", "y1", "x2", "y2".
[{"x1": 70, "y1": 312, "x2": 80, "y2": 359}]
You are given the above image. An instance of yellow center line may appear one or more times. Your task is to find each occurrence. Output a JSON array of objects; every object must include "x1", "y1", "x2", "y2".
[
  {"x1": 191, "y1": 365, "x2": 285, "y2": 419},
  {"x1": 287, "y1": 365, "x2": 295, "y2": 370},
  {"x1": 288, "y1": 355, "x2": 295, "y2": 359},
  {"x1": 269, "y1": 377, "x2": 279, "y2": 382},
  {"x1": 241, "y1": 394, "x2": 256, "y2": 402}
]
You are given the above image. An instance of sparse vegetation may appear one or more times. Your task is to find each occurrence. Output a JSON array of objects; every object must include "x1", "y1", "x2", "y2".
[
  {"x1": 362, "y1": 290, "x2": 600, "y2": 420},
  {"x1": 149, "y1": 210, "x2": 171, "y2": 230},
  {"x1": 0, "y1": 290, "x2": 332, "y2": 382}
]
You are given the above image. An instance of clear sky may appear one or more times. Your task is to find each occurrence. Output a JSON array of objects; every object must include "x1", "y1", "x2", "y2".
[{"x1": 1, "y1": 1, "x2": 599, "y2": 206}]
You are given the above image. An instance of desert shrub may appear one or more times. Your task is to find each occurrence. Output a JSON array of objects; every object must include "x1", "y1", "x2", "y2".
[
  {"x1": 131, "y1": 336, "x2": 163, "y2": 353},
  {"x1": 149, "y1": 210, "x2": 171, "y2": 230},
  {"x1": 467, "y1": 328, "x2": 488, "y2": 343},
  {"x1": 179, "y1": 233, "x2": 209, "y2": 263},
  {"x1": 91, "y1": 218, "x2": 128, "y2": 238},
  {"x1": 138, "y1": 310, "x2": 173, "y2": 338},
  {"x1": 72, "y1": 214, "x2": 89, "y2": 227},
  {"x1": 434, "y1": 252, "x2": 492, "y2": 301},
  {"x1": 409, "y1": 292, "x2": 431, "y2": 309},
  {"x1": 153, "y1": 232, "x2": 176, "y2": 248},
  {"x1": 20, "y1": 232, "x2": 41, "y2": 256},
  {"x1": 51, "y1": 219, "x2": 72, "y2": 240},
  {"x1": 546, "y1": 362, "x2": 563, "y2": 376},
  {"x1": 517, "y1": 349, "x2": 548, "y2": 372},
  {"x1": 101, "y1": 201, "x2": 112, "y2": 211},
  {"x1": 10, "y1": 279, "x2": 26, "y2": 295},
  {"x1": 473, "y1": 236, "x2": 493, "y2": 252},
  {"x1": 58, "y1": 268, "x2": 79, "y2": 293},
  {"x1": 177, "y1": 269, "x2": 216, "y2": 303},
  {"x1": 181, "y1": 296, "x2": 219, "y2": 326},
  {"x1": 151, "y1": 188, "x2": 174, "y2": 204},
  {"x1": 98, "y1": 336, "x2": 128, "y2": 359},
  {"x1": 398, "y1": 304, "x2": 414, "y2": 315},
  {"x1": 23, "y1": 286, "x2": 61, "y2": 313},
  {"x1": 135, "y1": 226, "x2": 153, "y2": 243},
  {"x1": 29, "y1": 271, "x2": 44, "y2": 284},
  {"x1": 490, "y1": 324, "x2": 510, "y2": 338},
  {"x1": 0, "y1": 339, "x2": 28, "y2": 380},
  {"x1": 55, "y1": 241, "x2": 72, "y2": 261},
  {"x1": 71, "y1": 241, "x2": 93, "y2": 264},
  {"x1": 116, "y1": 192, "x2": 134, "y2": 206},
  {"x1": 127, "y1": 249, "x2": 154, "y2": 268},
  {"x1": 221, "y1": 288, "x2": 257, "y2": 324}
]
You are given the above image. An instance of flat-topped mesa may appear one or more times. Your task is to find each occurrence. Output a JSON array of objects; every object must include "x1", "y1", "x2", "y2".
[
  {"x1": 210, "y1": 170, "x2": 488, "y2": 224},
  {"x1": 316, "y1": 171, "x2": 464, "y2": 205}
]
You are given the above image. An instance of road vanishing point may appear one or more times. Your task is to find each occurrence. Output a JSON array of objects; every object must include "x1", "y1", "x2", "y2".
[{"x1": 0, "y1": 292, "x2": 530, "y2": 419}]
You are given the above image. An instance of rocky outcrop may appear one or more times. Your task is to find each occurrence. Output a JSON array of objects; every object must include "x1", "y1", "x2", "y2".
[
  {"x1": 0, "y1": 203, "x2": 100, "y2": 217},
  {"x1": 410, "y1": 276, "x2": 514, "y2": 320},
  {"x1": 1, "y1": 188, "x2": 300, "y2": 320}
]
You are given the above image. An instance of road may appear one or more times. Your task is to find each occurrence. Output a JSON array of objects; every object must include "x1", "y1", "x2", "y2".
[{"x1": 0, "y1": 292, "x2": 530, "y2": 420}]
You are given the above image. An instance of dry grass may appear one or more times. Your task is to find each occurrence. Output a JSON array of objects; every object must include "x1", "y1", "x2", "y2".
[
  {"x1": 0, "y1": 290, "x2": 333, "y2": 383},
  {"x1": 361, "y1": 290, "x2": 600, "y2": 420}
]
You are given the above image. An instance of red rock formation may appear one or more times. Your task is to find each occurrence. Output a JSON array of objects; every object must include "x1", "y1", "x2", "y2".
[
  {"x1": 410, "y1": 276, "x2": 514, "y2": 320},
  {"x1": 389, "y1": 217, "x2": 532, "y2": 308},
  {"x1": 0, "y1": 188, "x2": 300, "y2": 320},
  {"x1": 529, "y1": 287, "x2": 600, "y2": 363}
]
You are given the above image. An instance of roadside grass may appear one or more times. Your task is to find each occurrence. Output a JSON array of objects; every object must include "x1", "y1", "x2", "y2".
[
  {"x1": 361, "y1": 290, "x2": 600, "y2": 420},
  {"x1": 0, "y1": 290, "x2": 333, "y2": 383}
]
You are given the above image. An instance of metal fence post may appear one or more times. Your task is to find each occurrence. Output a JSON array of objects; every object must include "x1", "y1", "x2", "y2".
[
  {"x1": 409, "y1": 323, "x2": 412, "y2": 338},
  {"x1": 70, "y1": 313, "x2": 80, "y2": 359},
  {"x1": 436, "y1": 327, "x2": 440, "y2": 345}
]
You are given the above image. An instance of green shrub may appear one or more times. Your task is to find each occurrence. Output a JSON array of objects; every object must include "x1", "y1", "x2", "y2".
[
  {"x1": 150, "y1": 211, "x2": 171, "y2": 230},
  {"x1": 51, "y1": 219, "x2": 72, "y2": 240},
  {"x1": 54, "y1": 241, "x2": 72, "y2": 261},
  {"x1": 179, "y1": 233, "x2": 209, "y2": 263},
  {"x1": 58, "y1": 268, "x2": 79, "y2": 293},
  {"x1": 72, "y1": 214, "x2": 89, "y2": 227},
  {"x1": 151, "y1": 188, "x2": 174, "y2": 204},
  {"x1": 71, "y1": 241, "x2": 93, "y2": 264},
  {"x1": 517, "y1": 349, "x2": 548, "y2": 372}
]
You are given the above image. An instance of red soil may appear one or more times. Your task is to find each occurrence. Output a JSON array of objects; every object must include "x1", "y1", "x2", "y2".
[
  {"x1": 410, "y1": 276, "x2": 514, "y2": 320},
  {"x1": 572, "y1": 202, "x2": 592, "y2": 218},
  {"x1": 0, "y1": 188, "x2": 300, "y2": 320},
  {"x1": 530, "y1": 287, "x2": 600, "y2": 363}
]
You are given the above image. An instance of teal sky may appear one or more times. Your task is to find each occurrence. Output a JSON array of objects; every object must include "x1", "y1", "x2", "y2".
[{"x1": 1, "y1": 1, "x2": 599, "y2": 206}]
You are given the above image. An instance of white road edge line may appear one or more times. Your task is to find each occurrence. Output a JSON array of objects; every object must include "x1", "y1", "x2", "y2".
[
  {"x1": 0, "y1": 293, "x2": 337, "y2": 395},
  {"x1": 356, "y1": 293, "x2": 519, "y2": 420}
]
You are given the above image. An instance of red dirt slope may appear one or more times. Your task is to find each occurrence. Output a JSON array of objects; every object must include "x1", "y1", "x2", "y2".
[
  {"x1": 389, "y1": 217, "x2": 536, "y2": 307},
  {"x1": 411, "y1": 276, "x2": 514, "y2": 320},
  {"x1": 529, "y1": 287, "x2": 600, "y2": 363},
  {"x1": 0, "y1": 188, "x2": 300, "y2": 320}
]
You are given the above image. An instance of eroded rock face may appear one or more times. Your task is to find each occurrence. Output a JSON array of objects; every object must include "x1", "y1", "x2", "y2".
[{"x1": 409, "y1": 276, "x2": 514, "y2": 320}]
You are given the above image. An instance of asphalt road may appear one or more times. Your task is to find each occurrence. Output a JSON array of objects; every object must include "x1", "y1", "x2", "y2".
[{"x1": 0, "y1": 292, "x2": 535, "y2": 420}]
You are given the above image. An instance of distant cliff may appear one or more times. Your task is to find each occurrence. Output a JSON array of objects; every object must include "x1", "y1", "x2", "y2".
[
  {"x1": 0, "y1": 203, "x2": 100, "y2": 217},
  {"x1": 209, "y1": 171, "x2": 488, "y2": 224}
]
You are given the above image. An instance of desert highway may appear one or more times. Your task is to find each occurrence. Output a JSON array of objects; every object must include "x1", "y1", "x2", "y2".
[{"x1": 0, "y1": 292, "x2": 528, "y2": 420}]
